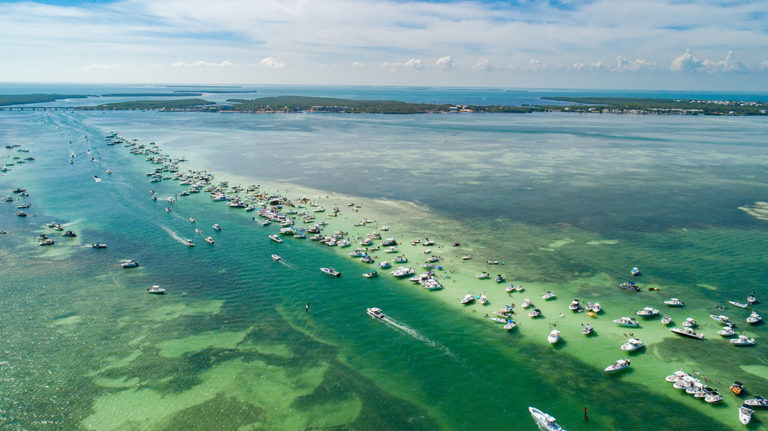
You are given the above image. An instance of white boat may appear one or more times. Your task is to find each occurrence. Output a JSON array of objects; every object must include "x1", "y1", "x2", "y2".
[
  {"x1": 631, "y1": 266, "x2": 640, "y2": 276},
  {"x1": 613, "y1": 317, "x2": 639, "y2": 327},
  {"x1": 747, "y1": 311, "x2": 762, "y2": 325},
  {"x1": 731, "y1": 335, "x2": 756, "y2": 346},
  {"x1": 378, "y1": 261, "x2": 391, "y2": 269},
  {"x1": 504, "y1": 320, "x2": 517, "y2": 330},
  {"x1": 476, "y1": 272, "x2": 490, "y2": 279},
  {"x1": 682, "y1": 317, "x2": 697, "y2": 328},
  {"x1": 710, "y1": 314, "x2": 733, "y2": 326},
  {"x1": 568, "y1": 299, "x2": 581, "y2": 311},
  {"x1": 591, "y1": 302, "x2": 601, "y2": 313},
  {"x1": 121, "y1": 259, "x2": 139, "y2": 268},
  {"x1": 661, "y1": 315, "x2": 672, "y2": 325},
  {"x1": 548, "y1": 329, "x2": 560, "y2": 344},
  {"x1": 664, "y1": 298, "x2": 685, "y2": 307},
  {"x1": 743, "y1": 396, "x2": 768, "y2": 408},
  {"x1": 271, "y1": 254, "x2": 281, "y2": 261},
  {"x1": 460, "y1": 294, "x2": 475, "y2": 305},
  {"x1": 320, "y1": 267, "x2": 341, "y2": 277},
  {"x1": 528, "y1": 308, "x2": 542, "y2": 318},
  {"x1": 542, "y1": 291, "x2": 556, "y2": 300},
  {"x1": 636, "y1": 307, "x2": 659, "y2": 318},
  {"x1": 621, "y1": 338, "x2": 644, "y2": 352},
  {"x1": 670, "y1": 327, "x2": 704, "y2": 339},
  {"x1": 205, "y1": 237, "x2": 215, "y2": 245},
  {"x1": 747, "y1": 294, "x2": 758, "y2": 304},
  {"x1": 582, "y1": 324, "x2": 594, "y2": 335},
  {"x1": 604, "y1": 358, "x2": 631, "y2": 373},
  {"x1": 729, "y1": 300, "x2": 748, "y2": 309},
  {"x1": 717, "y1": 326, "x2": 735, "y2": 336},
  {"x1": 189, "y1": 217, "x2": 196, "y2": 223},
  {"x1": 521, "y1": 298, "x2": 532, "y2": 308},
  {"x1": 461, "y1": 255, "x2": 472, "y2": 260},
  {"x1": 91, "y1": 243, "x2": 107, "y2": 249},
  {"x1": 478, "y1": 294, "x2": 488, "y2": 304},
  {"x1": 269, "y1": 234, "x2": 283, "y2": 243},
  {"x1": 391, "y1": 267, "x2": 415, "y2": 278},
  {"x1": 528, "y1": 407, "x2": 565, "y2": 431},
  {"x1": 183, "y1": 239, "x2": 194, "y2": 247},
  {"x1": 366, "y1": 307, "x2": 385, "y2": 319},
  {"x1": 212, "y1": 224, "x2": 222, "y2": 231},
  {"x1": 147, "y1": 285, "x2": 165, "y2": 294},
  {"x1": 505, "y1": 284, "x2": 515, "y2": 293},
  {"x1": 739, "y1": 405, "x2": 754, "y2": 425},
  {"x1": 363, "y1": 271, "x2": 379, "y2": 278},
  {"x1": 490, "y1": 317, "x2": 507, "y2": 324}
]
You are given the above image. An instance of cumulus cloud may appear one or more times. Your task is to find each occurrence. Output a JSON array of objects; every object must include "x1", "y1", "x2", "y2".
[
  {"x1": 615, "y1": 56, "x2": 652, "y2": 71},
  {"x1": 670, "y1": 49, "x2": 702, "y2": 72},
  {"x1": 590, "y1": 61, "x2": 606, "y2": 70},
  {"x1": 382, "y1": 58, "x2": 424, "y2": 69},
  {"x1": 571, "y1": 62, "x2": 585, "y2": 71},
  {"x1": 704, "y1": 50, "x2": 745, "y2": 72},
  {"x1": 435, "y1": 55, "x2": 454, "y2": 70},
  {"x1": 671, "y1": 49, "x2": 745, "y2": 72},
  {"x1": 473, "y1": 57, "x2": 492, "y2": 71},
  {"x1": 524, "y1": 59, "x2": 545, "y2": 72},
  {"x1": 173, "y1": 60, "x2": 233, "y2": 67},
  {"x1": 258, "y1": 57, "x2": 284, "y2": 69}
]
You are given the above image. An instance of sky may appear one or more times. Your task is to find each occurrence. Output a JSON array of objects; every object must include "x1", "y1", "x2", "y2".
[{"x1": 0, "y1": 0, "x2": 767, "y2": 90}]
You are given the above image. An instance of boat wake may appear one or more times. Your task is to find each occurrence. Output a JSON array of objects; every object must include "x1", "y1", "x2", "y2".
[
  {"x1": 160, "y1": 225, "x2": 188, "y2": 245},
  {"x1": 380, "y1": 316, "x2": 456, "y2": 358}
]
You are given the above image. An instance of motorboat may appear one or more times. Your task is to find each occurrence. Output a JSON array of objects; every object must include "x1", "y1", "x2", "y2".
[
  {"x1": 582, "y1": 324, "x2": 594, "y2": 335},
  {"x1": 363, "y1": 271, "x2": 378, "y2": 278},
  {"x1": 489, "y1": 317, "x2": 507, "y2": 324},
  {"x1": 739, "y1": 405, "x2": 754, "y2": 425},
  {"x1": 664, "y1": 298, "x2": 685, "y2": 307},
  {"x1": 704, "y1": 391, "x2": 723, "y2": 403},
  {"x1": 320, "y1": 267, "x2": 341, "y2": 277},
  {"x1": 729, "y1": 300, "x2": 748, "y2": 309},
  {"x1": 731, "y1": 335, "x2": 756, "y2": 346},
  {"x1": 269, "y1": 234, "x2": 283, "y2": 243},
  {"x1": 360, "y1": 255, "x2": 375, "y2": 264},
  {"x1": 710, "y1": 314, "x2": 733, "y2": 326},
  {"x1": 212, "y1": 224, "x2": 222, "y2": 231},
  {"x1": 542, "y1": 291, "x2": 556, "y2": 300},
  {"x1": 271, "y1": 254, "x2": 281, "y2": 261},
  {"x1": 613, "y1": 317, "x2": 639, "y2": 327},
  {"x1": 528, "y1": 308, "x2": 542, "y2": 318},
  {"x1": 568, "y1": 299, "x2": 581, "y2": 312},
  {"x1": 91, "y1": 243, "x2": 107, "y2": 248},
  {"x1": 682, "y1": 318, "x2": 697, "y2": 328},
  {"x1": 183, "y1": 239, "x2": 194, "y2": 247},
  {"x1": 591, "y1": 302, "x2": 601, "y2": 313},
  {"x1": 393, "y1": 255, "x2": 408, "y2": 263},
  {"x1": 515, "y1": 285, "x2": 524, "y2": 292},
  {"x1": 747, "y1": 294, "x2": 758, "y2": 304},
  {"x1": 205, "y1": 237, "x2": 215, "y2": 245},
  {"x1": 479, "y1": 294, "x2": 488, "y2": 305},
  {"x1": 670, "y1": 327, "x2": 704, "y2": 339},
  {"x1": 717, "y1": 326, "x2": 735, "y2": 336},
  {"x1": 661, "y1": 315, "x2": 672, "y2": 325},
  {"x1": 147, "y1": 285, "x2": 166, "y2": 294},
  {"x1": 461, "y1": 255, "x2": 472, "y2": 260},
  {"x1": 378, "y1": 261, "x2": 391, "y2": 269},
  {"x1": 391, "y1": 267, "x2": 415, "y2": 278},
  {"x1": 747, "y1": 311, "x2": 763, "y2": 325},
  {"x1": 476, "y1": 272, "x2": 490, "y2": 279},
  {"x1": 63, "y1": 230, "x2": 77, "y2": 237},
  {"x1": 631, "y1": 267, "x2": 640, "y2": 276},
  {"x1": 743, "y1": 396, "x2": 768, "y2": 408},
  {"x1": 366, "y1": 307, "x2": 385, "y2": 319},
  {"x1": 604, "y1": 358, "x2": 631, "y2": 373},
  {"x1": 619, "y1": 281, "x2": 640, "y2": 292},
  {"x1": 548, "y1": 330, "x2": 561, "y2": 345},
  {"x1": 636, "y1": 307, "x2": 659, "y2": 318},
  {"x1": 189, "y1": 217, "x2": 195, "y2": 223},
  {"x1": 528, "y1": 407, "x2": 565, "y2": 431},
  {"x1": 38, "y1": 238, "x2": 54, "y2": 246},
  {"x1": 521, "y1": 298, "x2": 532, "y2": 308},
  {"x1": 495, "y1": 274, "x2": 505, "y2": 283},
  {"x1": 504, "y1": 320, "x2": 517, "y2": 330},
  {"x1": 621, "y1": 338, "x2": 644, "y2": 352},
  {"x1": 121, "y1": 259, "x2": 139, "y2": 268},
  {"x1": 461, "y1": 294, "x2": 475, "y2": 305},
  {"x1": 505, "y1": 284, "x2": 515, "y2": 293}
]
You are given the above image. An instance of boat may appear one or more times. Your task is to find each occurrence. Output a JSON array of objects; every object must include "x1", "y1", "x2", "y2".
[
  {"x1": 504, "y1": 320, "x2": 517, "y2": 330},
  {"x1": 636, "y1": 307, "x2": 659, "y2": 318},
  {"x1": 548, "y1": 330, "x2": 560, "y2": 344},
  {"x1": 366, "y1": 307, "x2": 385, "y2": 319},
  {"x1": 16, "y1": 202, "x2": 30, "y2": 209},
  {"x1": 528, "y1": 308, "x2": 542, "y2": 318},
  {"x1": 183, "y1": 239, "x2": 194, "y2": 247},
  {"x1": 147, "y1": 285, "x2": 166, "y2": 294},
  {"x1": 664, "y1": 298, "x2": 685, "y2": 307},
  {"x1": 747, "y1": 311, "x2": 762, "y2": 325},
  {"x1": 393, "y1": 255, "x2": 408, "y2": 263},
  {"x1": 731, "y1": 335, "x2": 756, "y2": 346},
  {"x1": 591, "y1": 302, "x2": 601, "y2": 313},
  {"x1": 739, "y1": 405, "x2": 754, "y2": 425},
  {"x1": 91, "y1": 243, "x2": 107, "y2": 248},
  {"x1": 661, "y1": 315, "x2": 672, "y2": 325},
  {"x1": 189, "y1": 217, "x2": 195, "y2": 223},
  {"x1": 505, "y1": 284, "x2": 515, "y2": 293},
  {"x1": 205, "y1": 237, "x2": 215, "y2": 245},
  {"x1": 710, "y1": 314, "x2": 733, "y2": 326},
  {"x1": 631, "y1": 266, "x2": 640, "y2": 276},
  {"x1": 121, "y1": 259, "x2": 139, "y2": 268},
  {"x1": 604, "y1": 358, "x2": 631, "y2": 373},
  {"x1": 271, "y1": 254, "x2": 281, "y2": 261},
  {"x1": 378, "y1": 261, "x2": 391, "y2": 269},
  {"x1": 363, "y1": 271, "x2": 379, "y2": 278},
  {"x1": 320, "y1": 267, "x2": 341, "y2": 277},
  {"x1": 93, "y1": 176, "x2": 102, "y2": 182},
  {"x1": 743, "y1": 396, "x2": 768, "y2": 408},
  {"x1": 461, "y1": 294, "x2": 475, "y2": 305},
  {"x1": 568, "y1": 299, "x2": 581, "y2": 312},
  {"x1": 495, "y1": 274, "x2": 505, "y2": 283},
  {"x1": 582, "y1": 324, "x2": 594, "y2": 335},
  {"x1": 717, "y1": 326, "x2": 735, "y2": 336},
  {"x1": 476, "y1": 272, "x2": 490, "y2": 279},
  {"x1": 619, "y1": 281, "x2": 640, "y2": 292},
  {"x1": 16, "y1": 211, "x2": 27, "y2": 217},
  {"x1": 542, "y1": 291, "x2": 556, "y2": 300},
  {"x1": 269, "y1": 234, "x2": 283, "y2": 243},
  {"x1": 212, "y1": 224, "x2": 222, "y2": 231},
  {"x1": 747, "y1": 293, "x2": 758, "y2": 304},
  {"x1": 391, "y1": 267, "x2": 415, "y2": 278},
  {"x1": 63, "y1": 230, "x2": 77, "y2": 237},
  {"x1": 621, "y1": 338, "x2": 644, "y2": 352},
  {"x1": 521, "y1": 298, "x2": 532, "y2": 308},
  {"x1": 461, "y1": 255, "x2": 471, "y2": 260},
  {"x1": 670, "y1": 327, "x2": 704, "y2": 339},
  {"x1": 730, "y1": 381, "x2": 745, "y2": 396},
  {"x1": 613, "y1": 317, "x2": 639, "y2": 327},
  {"x1": 682, "y1": 317, "x2": 697, "y2": 328},
  {"x1": 489, "y1": 317, "x2": 507, "y2": 324},
  {"x1": 729, "y1": 300, "x2": 748, "y2": 309},
  {"x1": 528, "y1": 407, "x2": 565, "y2": 431},
  {"x1": 38, "y1": 238, "x2": 54, "y2": 246},
  {"x1": 479, "y1": 294, "x2": 488, "y2": 305}
]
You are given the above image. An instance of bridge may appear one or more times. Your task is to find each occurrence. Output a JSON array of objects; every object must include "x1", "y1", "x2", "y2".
[{"x1": 0, "y1": 106, "x2": 75, "y2": 111}]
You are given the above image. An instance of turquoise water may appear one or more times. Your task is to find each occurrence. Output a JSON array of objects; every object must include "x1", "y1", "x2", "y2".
[{"x1": 1, "y1": 101, "x2": 767, "y2": 430}]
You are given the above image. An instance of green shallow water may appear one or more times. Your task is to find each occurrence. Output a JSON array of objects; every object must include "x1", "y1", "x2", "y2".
[{"x1": 1, "y1": 109, "x2": 767, "y2": 430}]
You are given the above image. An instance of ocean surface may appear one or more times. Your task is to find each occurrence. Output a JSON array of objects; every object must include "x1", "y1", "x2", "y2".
[{"x1": 1, "y1": 85, "x2": 768, "y2": 430}]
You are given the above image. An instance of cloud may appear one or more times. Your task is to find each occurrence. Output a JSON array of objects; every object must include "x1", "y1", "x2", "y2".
[
  {"x1": 352, "y1": 61, "x2": 363, "y2": 68},
  {"x1": 671, "y1": 49, "x2": 745, "y2": 72},
  {"x1": 524, "y1": 59, "x2": 545, "y2": 72},
  {"x1": 173, "y1": 60, "x2": 233, "y2": 67},
  {"x1": 435, "y1": 55, "x2": 454, "y2": 70},
  {"x1": 82, "y1": 63, "x2": 123, "y2": 70},
  {"x1": 670, "y1": 49, "x2": 702, "y2": 72},
  {"x1": 571, "y1": 62, "x2": 585, "y2": 70},
  {"x1": 704, "y1": 50, "x2": 745, "y2": 72},
  {"x1": 473, "y1": 57, "x2": 492, "y2": 71},
  {"x1": 762, "y1": 60, "x2": 768, "y2": 70},
  {"x1": 590, "y1": 61, "x2": 606, "y2": 71},
  {"x1": 382, "y1": 58, "x2": 424, "y2": 69},
  {"x1": 615, "y1": 56, "x2": 652, "y2": 71},
  {"x1": 258, "y1": 57, "x2": 284, "y2": 69}
]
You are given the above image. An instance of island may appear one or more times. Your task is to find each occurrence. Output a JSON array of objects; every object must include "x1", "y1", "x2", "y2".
[
  {"x1": 541, "y1": 97, "x2": 768, "y2": 116},
  {"x1": 0, "y1": 94, "x2": 89, "y2": 106}
]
